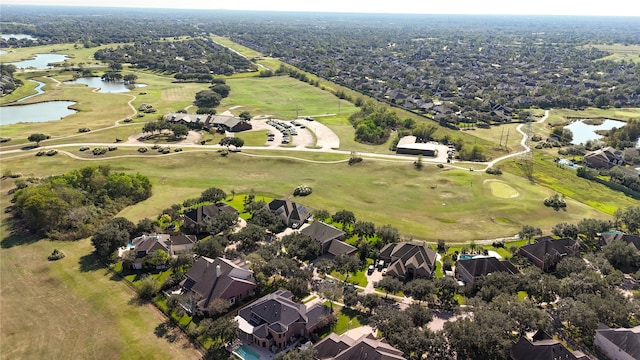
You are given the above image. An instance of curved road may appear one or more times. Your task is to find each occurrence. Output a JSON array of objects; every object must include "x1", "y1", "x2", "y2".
[{"x1": 0, "y1": 110, "x2": 549, "y2": 170}]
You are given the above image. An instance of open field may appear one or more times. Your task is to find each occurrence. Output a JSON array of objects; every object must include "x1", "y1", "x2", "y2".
[
  {"x1": 0, "y1": 42, "x2": 122, "y2": 65},
  {"x1": 546, "y1": 107, "x2": 640, "y2": 126},
  {"x1": 588, "y1": 44, "x2": 640, "y2": 63},
  {"x1": 0, "y1": 151, "x2": 614, "y2": 242},
  {"x1": 0, "y1": 202, "x2": 201, "y2": 359}
]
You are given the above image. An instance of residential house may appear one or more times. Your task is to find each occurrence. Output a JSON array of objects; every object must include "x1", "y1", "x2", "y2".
[
  {"x1": 181, "y1": 203, "x2": 238, "y2": 234},
  {"x1": 594, "y1": 324, "x2": 640, "y2": 360},
  {"x1": 518, "y1": 237, "x2": 580, "y2": 271},
  {"x1": 511, "y1": 330, "x2": 587, "y2": 360},
  {"x1": 599, "y1": 231, "x2": 640, "y2": 251},
  {"x1": 209, "y1": 115, "x2": 252, "y2": 132},
  {"x1": 314, "y1": 332, "x2": 406, "y2": 360},
  {"x1": 584, "y1": 147, "x2": 625, "y2": 169},
  {"x1": 235, "y1": 289, "x2": 331, "y2": 352},
  {"x1": 300, "y1": 221, "x2": 356, "y2": 258},
  {"x1": 130, "y1": 233, "x2": 196, "y2": 269},
  {"x1": 379, "y1": 242, "x2": 438, "y2": 281},
  {"x1": 268, "y1": 198, "x2": 311, "y2": 229},
  {"x1": 455, "y1": 257, "x2": 518, "y2": 286},
  {"x1": 180, "y1": 256, "x2": 256, "y2": 313}
]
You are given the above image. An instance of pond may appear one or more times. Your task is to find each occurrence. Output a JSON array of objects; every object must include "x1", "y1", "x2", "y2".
[
  {"x1": 0, "y1": 101, "x2": 77, "y2": 125},
  {"x1": 65, "y1": 77, "x2": 147, "y2": 93},
  {"x1": 564, "y1": 118, "x2": 628, "y2": 145},
  {"x1": 1, "y1": 34, "x2": 37, "y2": 40},
  {"x1": 9, "y1": 53, "x2": 69, "y2": 69}
]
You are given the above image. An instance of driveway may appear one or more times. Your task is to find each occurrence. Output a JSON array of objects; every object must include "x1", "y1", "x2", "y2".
[{"x1": 297, "y1": 118, "x2": 340, "y2": 150}]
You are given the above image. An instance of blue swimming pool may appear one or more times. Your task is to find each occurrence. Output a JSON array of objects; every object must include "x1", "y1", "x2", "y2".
[
  {"x1": 233, "y1": 344, "x2": 260, "y2": 360},
  {"x1": 459, "y1": 254, "x2": 474, "y2": 260},
  {"x1": 558, "y1": 158, "x2": 580, "y2": 169}
]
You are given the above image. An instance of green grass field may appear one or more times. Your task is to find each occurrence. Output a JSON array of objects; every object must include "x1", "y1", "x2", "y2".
[
  {"x1": 588, "y1": 44, "x2": 640, "y2": 63},
  {"x1": 0, "y1": 150, "x2": 614, "y2": 241},
  {"x1": 0, "y1": 222, "x2": 201, "y2": 360}
]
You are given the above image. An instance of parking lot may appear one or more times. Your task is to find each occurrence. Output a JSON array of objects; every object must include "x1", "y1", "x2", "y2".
[{"x1": 249, "y1": 118, "x2": 333, "y2": 149}]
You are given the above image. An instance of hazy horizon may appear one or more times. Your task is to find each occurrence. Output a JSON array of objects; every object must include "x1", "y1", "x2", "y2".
[{"x1": 1, "y1": 0, "x2": 639, "y2": 17}]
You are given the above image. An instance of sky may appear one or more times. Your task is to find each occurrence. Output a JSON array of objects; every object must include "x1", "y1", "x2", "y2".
[{"x1": 2, "y1": 0, "x2": 640, "y2": 17}]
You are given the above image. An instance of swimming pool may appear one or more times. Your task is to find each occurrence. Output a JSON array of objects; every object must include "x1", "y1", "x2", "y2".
[
  {"x1": 458, "y1": 254, "x2": 474, "y2": 260},
  {"x1": 233, "y1": 344, "x2": 261, "y2": 360},
  {"x1": 558, "y1": 158, "x2": 581, "y2": 169}
]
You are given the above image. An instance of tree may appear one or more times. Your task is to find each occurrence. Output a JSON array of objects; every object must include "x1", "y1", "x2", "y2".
[
  {"x1": 602, "y1": 240, "x2": 640, "y2": 273},
  {"x1": 405, "y1": 303, "x2": 433, "y2": 327},
  {"x1": 219, "y1": 136, "x2": 244, "y2": 150},
  {"x1": 231, "y1": 223, "x2": 265, "y2": 252},
  {"x1": 274, "y1": 349, "x2": 317, "y2": 360},
  {"x1": 617, "y1": 206, "x2": 640, "y2": 233},
  {"x1": 412, "y1": 123, "x2": 438, "y2": 142},
  {"x1": 238, "y1": 111, "x2": 252, "y2": 120},
  {"x1": 144, "y1": 249, "x2": 170, "y2": 269},
  {"x1": 404, "y1": 278, "x2": 436, "y2": 303},
  {"x1": 318, "y1": 281, "x2": 343, "y2": 310},
  {"x1": 210, "y1": 83, "x2": 231, "y2": 98},
  {"x1": 312, "y1": 209, "x2": 330, "y2": 222},
  {"x1": 203, "y1": 211, "x2": 239, "y2": 236},
  {"x1": 518, "y1": 225, "x2": 542, "y2": 244},
  {"x1": 91, "y1": 217, "x2": 135, "y2": 258},
  {"x1": 123, "y1": 73, "x2": 137, "y2": 84},
  {"x1": 194, "y1": 89, "x2": 221, "y2": 109},
  {"x1": 353, "y1": 220, "x2": 376, "y2": 238},
  {"x1": 206, "y1": 298, "x2": 231, "y2": 316},
  {"x1": 332, "y1": 210, "x2": 356, "y2": 230},
  {"x1": 109, "y1": 62, "x2": 123, "y2": 71},
  {"x1": 376, "y1": 224, "x2": 400, "y2": 247},
  {"x1": 434, "y1": 277, "x2": 458, "y2": 310},
  {"x1": 375, "y1": 276, "x2": 403, "y2": 297},
  {"x1": 28, "y1": 133, "x2": 48, "y2": 146},
  {"x1": 193, "y1": 236, "x2": 226, "y2": 258},
  {"x1": 552, "y1": 222, "x2": 579, "y2": 239},
  {"x1": 282, "y1": 233, "x2": 320, "y2": 261},
  {"x1": 200, "y1": 187, "x2": 227, "y2": 203},
  {"x1": 137, "y1": 275, "x2": 161, "y2": 301},
  {"x1": 169, "y1": 124, "x2": 189, "y2": 138},
  {"x1": 361, "y1": 293, "x2": 383, "y2": 313}
]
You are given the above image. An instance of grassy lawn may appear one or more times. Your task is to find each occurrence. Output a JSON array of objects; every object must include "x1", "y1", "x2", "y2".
[
  {"x1": 235, "y1": 129, "x2": 269, "y2": 146},
  {"x1": 318, "y1": 305, "x2": 369, "y2": 338},
  {"x1": 0, "y1": 231, "x2": 201, "y2": 360},
  {"x1": 546, "y1": 107, "x2": 640, "y2": 126},
  {"x1": 588, "y1": 44, "x2": 640, "y2": 63},
  {"x1": 1, "y1": 150, "x2": 615, "y2": 242}
]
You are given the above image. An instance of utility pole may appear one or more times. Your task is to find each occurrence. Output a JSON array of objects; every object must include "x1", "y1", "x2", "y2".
[
  {"x1": 499, "y1": 128, "x2": 504, "y2": 148},
  {"x1": 504, "y1": 129, "x2": 510, "y2": 150}
]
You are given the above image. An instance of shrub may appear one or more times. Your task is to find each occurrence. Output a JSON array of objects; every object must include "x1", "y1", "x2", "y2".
[
  {"x1": 47, "y1": 249, "x2": 66, "y2": 261},
  {"x1": 92, "y1": 147, "x2": 107, "y2": 156},
  {"x1": 293, "y1": 185, "x2": 313, "y2": 196},
  {"x1": 437, "y1": 164, "x2": 445, "y2": 168},
  {"x1": 348, "y1": 156, "x2": 363, "y2": 166},
  {"x1": 485, "y1": 167, "x2": 503, "y2": 175},
  {"x1": 78, "y1": 127, "x2": 91, "y2": 133},
  {"x1": 79, "y1": 146, "x2": 90, "y2": 151},
  {"x1": 137, "y1": 147, "x2": 148, "y2": 153},
  {"x1": 543, "y1": 193, "x2": 567, "y2": 210},
  {"x1": 123, "y1": 118, "x2": 133, "y2": 123},
  {"x1": 108, "y1": 146, "x2": 118, "y2": 151},
  {"x1": 46, "y1": 150, "x2": 58, "y2": 156}
]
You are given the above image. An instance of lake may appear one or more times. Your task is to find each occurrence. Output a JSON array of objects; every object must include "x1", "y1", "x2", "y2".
[
  {"x1": 1, "y1": 34, "x2": 37, "y2": 40},
  {"x1": 0, "y1": 101, "x2": 77, "y2": 125},
  {"x1": 65, "y1": 77, "x2": 147, "y2": 93},
  {"x1": 565, "y1": 118, "x2": 630, "y2": 145},
  {"x1": 9, "y1": 53, "x2": 69, "y2": 69}
]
